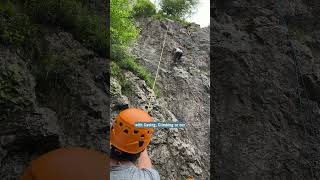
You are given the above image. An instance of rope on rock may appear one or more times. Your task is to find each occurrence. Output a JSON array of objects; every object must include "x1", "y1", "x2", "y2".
[
  {"x1": 146, "y1": 25, "x2": 169, "y2": 113},
  {"x1": 276, "y1": 2, "x2": 316, "y2": 177},
  {"x1": 275, "y1": 0, "x2": 312, "y2": 129},
  {"x1": 290, "y1": 41, "x2": 307, "y2": 127}
]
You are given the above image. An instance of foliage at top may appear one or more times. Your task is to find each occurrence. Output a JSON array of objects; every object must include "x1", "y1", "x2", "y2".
[
  {"x1": 22, "y1": 0, "x2": 109, "y2": 57},
  {"x1": 0, "y1": 1, "x2": 41, "y2": 60},
  {"x1": 110, "y1": 0, "x2": 139, "y2": 51},
  {"x1": 153, "y1": 12, "x2": 191, "y2": 26},
  {"x1": 110, "y1": 0, "x2": 155, "y2": 89},
  {"x1": 159, "y1": 0, "x2": 199, "y2": 19},
  {"x1": 132, "y1": 0, "x2": 157, "y2": 18},
  {"x1": 0, "y1": 0, "x2": 14, "y2": 16}
]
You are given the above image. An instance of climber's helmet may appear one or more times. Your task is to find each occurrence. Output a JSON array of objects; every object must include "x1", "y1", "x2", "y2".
[{"x1": 110, "y1": 108, "x2": 154, "y2": 154}]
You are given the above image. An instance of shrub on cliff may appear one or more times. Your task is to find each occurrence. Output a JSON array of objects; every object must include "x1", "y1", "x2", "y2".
[
  {"x1": 110, "y1": 0, "x2": 154, "y2": 89},
  {"x1": 133, "y1": 0, "x2": 157, "y2": 18},
  {"x1": 23, "y1": 0, "x2": 109, "y2": 57},
  {"x1": 110, "y1": 0, "x2": 139, "y2": 50},
  {"x1": 159, "y1": 0, "x2": 198, "y2": 19}
]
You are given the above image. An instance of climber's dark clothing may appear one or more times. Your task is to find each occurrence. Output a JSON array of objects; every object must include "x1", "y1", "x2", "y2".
[{"x1": 173, "y1": 48, "x2": 183, "y2": 63}]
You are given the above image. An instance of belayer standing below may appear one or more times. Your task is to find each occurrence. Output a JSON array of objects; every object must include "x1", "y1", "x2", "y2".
[
  {"x1": 110, "y1": 108, "x2": 160, "y2": 180},
  {"x1": 173, "y1": 46, "x2": 183, "y2": 63}
]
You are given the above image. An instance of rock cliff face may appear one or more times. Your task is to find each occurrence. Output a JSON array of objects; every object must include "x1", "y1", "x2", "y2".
[
  {"x1": 111, "y1": 18, "x2": 210, "y2": 179},
  {"x1": 0, "y1": 31, "x2": 108, "y2": 179},
  {"x1": 212, "y1": 0, "x2": 320, "y2": 179}
]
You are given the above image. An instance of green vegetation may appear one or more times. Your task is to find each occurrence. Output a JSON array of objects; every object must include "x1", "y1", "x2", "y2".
[
  {"x1": 23, "y1": 0, "x2": 108, "y2": 57},
  {"x1": 111, "y1": 0, "x2": 155, "y2": 91},
  {"x1": 289, "y1": 27, "x2": 312, "y2": 44},
  {"x1": 133, "y1": 0, "x2": 157, "y2": 18},
  {"x1": 0, "y1": 0, "x2": 108, "y2": 58},
  {"x1": 159, "y1": 0, "x2": 199, "y2": 19},
  {"x1": 153, "y1": 12, "x2": 191, "y2": 26},
  {"x1": 111, "y1": 51, "x2": 154, "y2": 88},
  {"x1": 111, "y1": 61, "x2": 121, "y2": 77},
  {"x1": 0, "y1": 14, "x2": 34, "y2": 48},
  {"x1": 110, "y1": 0, "x2": 198, "y2": 96},
  {"x1": 0, "y1": 63, "x2": 35, "y2": 109},
  {"x1": 112, "y1": 53, "x2": 154, "y2": 91},
  {"x1": 0, "y1": 0, "x2": 109, "y2": 108},
  {"x1": 119, "y1": 56, "x2": 154, "y2": 87},
  {"x1": 0, "y1": 0, "x2": 14, "y2": 16},
  {"x1": 0, "y1": 2, "x2": 41, "y2": 60},
  {"x1": 3, "y1": 0, "x2": 199, "y2": 98},
  {"x1": 110, "y1": 0, "x2": 139, "y2": 50}
]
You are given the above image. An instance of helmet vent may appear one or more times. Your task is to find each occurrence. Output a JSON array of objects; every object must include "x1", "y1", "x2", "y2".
[
  {"x1": 139, "y1": 141, "x2": 144, "y2": 147},
  {"x1": 124, "y1": 129, "x2": 129, "y2": 134},
  {"x1": 119, "y1": 122, "x2": 123, "y2": 126},
  {"x1": 134, "y1": 130, "x2": 139, "y2": 134}
]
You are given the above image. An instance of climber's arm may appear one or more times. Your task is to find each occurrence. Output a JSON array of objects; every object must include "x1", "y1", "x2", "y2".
[
  {"x1": 138, "y1": 149, "x2": 160, "y2": 180},
  {"x1": 138, "y1": 148, "x2": 153, "y2": 169}
]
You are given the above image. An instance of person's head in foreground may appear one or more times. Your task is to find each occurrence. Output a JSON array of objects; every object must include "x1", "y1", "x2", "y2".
[
  {"x1": 20, "y1": 147, "x2": 109, "y2": 180},
  {"x1": 110, "y1": 108, "x2": 160, "y2": 180}
]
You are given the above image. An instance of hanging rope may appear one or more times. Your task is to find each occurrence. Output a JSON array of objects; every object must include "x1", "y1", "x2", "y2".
[
  {"x1": 289, "y1": 41, "x2": 308, "y2": 132},
  {"x1": 275, "y1": 0, "x2": 313, "y2": 125},
  {"x1": 276, "y1": 2, "x2": 316, "y2": 177},
  {"x1": 146, "y1": 25, "x2": 169, "y2": 112},
  {"x1": 286, "y1": 20, "x2": 314, "y2": 132}
]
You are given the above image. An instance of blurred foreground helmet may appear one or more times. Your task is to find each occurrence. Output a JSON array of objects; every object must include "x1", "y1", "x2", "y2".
[{"x1": 20, "y1": 147, "x2": 108, "y2": 180}]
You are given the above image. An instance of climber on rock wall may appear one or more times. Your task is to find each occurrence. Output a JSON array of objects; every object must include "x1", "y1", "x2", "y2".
[
  {"x1": 110, "y1": 108, "x2": 160, "y2": 180},
  {"x1": 173, "y1": 46, "x2": 183, "y2": 63}
]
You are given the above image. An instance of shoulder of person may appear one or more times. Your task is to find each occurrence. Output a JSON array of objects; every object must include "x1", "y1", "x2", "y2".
[{"x1": 140, "y1": 168, "x2": 160, "y2": 180}]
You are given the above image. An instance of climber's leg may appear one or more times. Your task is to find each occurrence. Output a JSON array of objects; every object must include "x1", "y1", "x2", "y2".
[
  {"x1": 177, "y1": 53, "x2": 182, "y2": 63},
  {"x1": 173, "y1": 53, "x2": 178, "y2": 64}
]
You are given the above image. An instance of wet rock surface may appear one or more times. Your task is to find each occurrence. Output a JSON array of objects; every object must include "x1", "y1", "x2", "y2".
[
  {"x1": 0, "y1": 31, "x2": 108, "y2": 179},
  {"x1": 111, "y1": 18, "x2": 210, "y2": 179},
  {"x1": 212, "y1": 0, "x2": 320, "y2": 179}
]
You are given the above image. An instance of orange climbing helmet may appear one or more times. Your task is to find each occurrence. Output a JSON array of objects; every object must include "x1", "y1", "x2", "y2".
[
  {"x1": 20, "y1": 147, "x2": 108, "y2": 180},
  {"x1": 110, "y1": 108, "x2": 154, "y2": 154}
]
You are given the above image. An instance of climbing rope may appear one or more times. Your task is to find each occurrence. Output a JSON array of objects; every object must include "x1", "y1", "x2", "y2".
[
  {"x1": 287, "y1": 20, "x2": 314, "y2": 131},
  {"x1": 289, "y1": 32, "x2": 317, "y2": 180},
  {"x1": 289, "y1": 40, "x2": 312, "y2": 134},
  {"x1": 275, "y1": 2, "x2": 316, "y2": 177},
  {"x1": 275, "y1": 0, "x2": 313, "y2": 126},
  {"x1": 146, "y1": 25, "x2": 169, "y2": 112}
]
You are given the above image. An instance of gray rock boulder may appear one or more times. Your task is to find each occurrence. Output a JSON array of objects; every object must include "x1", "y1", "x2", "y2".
[{"x1": 112, "y1": 18, "x2": 210, "y2": 179}]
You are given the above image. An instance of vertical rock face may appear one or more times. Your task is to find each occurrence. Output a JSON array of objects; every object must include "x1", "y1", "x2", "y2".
[
  {"x1": 0, "y1": 31, "x2": 109, "y2": 179},
  {"x1": 111, "y1": 18, "x2": 210, "y2": 179},
  {"x1": 212, "y1": 0, "x2": 320, "y2": 179}
]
